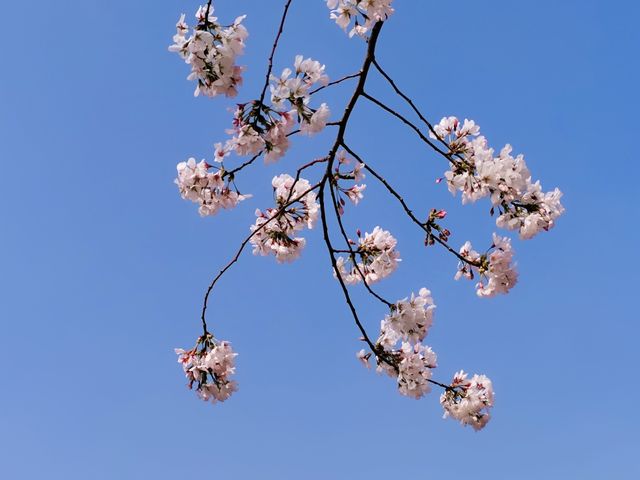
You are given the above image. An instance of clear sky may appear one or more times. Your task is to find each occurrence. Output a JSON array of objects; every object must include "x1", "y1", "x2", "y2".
[{"x1": 1, "y1": 1, "x2": 638, "y2": 478}]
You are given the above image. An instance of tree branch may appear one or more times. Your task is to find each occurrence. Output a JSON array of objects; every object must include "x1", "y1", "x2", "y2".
[{"x1": 257, "y1": 0, "x2": 294, "y2": 108}]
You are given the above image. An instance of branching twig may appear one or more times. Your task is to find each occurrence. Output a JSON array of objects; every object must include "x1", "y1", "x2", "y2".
[
  {"x1": 360, "y1": 91, "x2": 458, "y2": 165},
  {"x1": 327, "y1": 181, "x2": 394, "y2": 308},
  {"x1": 341, "y1": 142, "x2": 481, "y2": 267},
  {"x1": 372, "y1": 58, "x2": 449, "y2": 151}
]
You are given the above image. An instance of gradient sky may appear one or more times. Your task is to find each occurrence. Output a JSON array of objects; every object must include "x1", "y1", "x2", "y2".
[{"x1": 1, "y1": 1, "x2": 638, "y2": 478}]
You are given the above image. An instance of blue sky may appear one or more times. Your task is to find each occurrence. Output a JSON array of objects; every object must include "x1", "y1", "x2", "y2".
[{"x1": 1, "y1": 1, "x2": 638, "y2": 478}]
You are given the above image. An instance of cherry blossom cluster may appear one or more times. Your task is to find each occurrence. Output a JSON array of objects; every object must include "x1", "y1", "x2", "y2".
[
  {"x1": 169, "y1": 0, "x2": 563, "y2": 432},
  {"x1": 175, "y1": 334, "x2": 238, "y2": 404},
  {"x1": 335, "y1": 227, "x2": 400, "y2": 284},
  {"x1": 190, "y1": 55, "x2": 331, "y2": 173},
  {"x1": 169, "y1": 5, "x2": 248, "y2": 98},
  {"x1": 455, "y1": 233, "x2": 518, "y2": 298},
  {"x1": 431, "y1": 116, "x2": 565, "y2": 240},
  {"x1": 326, "y1": 0, "x2": 394, "y2": 38},
  {"x1": 175, "y1": 157, "x2": 250, "y2": 216},
  {"x1": 271, "y1": 56, "x2": 331, "y2": 135},
  {"x1": 378, "y1": 288, "x2": 435, "y2": 348},
  {"x1": 250, "y1": 174, "x2": 319, "y2": 263},
  {"x1": 440, "y1": 370, "x2": 495, "y2": 431},
  {"x1": 373, "y1": 289, "x2": 437, "y2": 399}
]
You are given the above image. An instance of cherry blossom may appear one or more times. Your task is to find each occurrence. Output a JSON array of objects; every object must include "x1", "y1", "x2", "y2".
[
  {"x1": 431, "y1": 116, "x2": 565, "y2": 239},
  {"x1": 326, "y1": 0, "x2": 395, "y2": 38},
  {"x1": 377, "y1": 288, "x2": 435, "y2": 348},
  {"x1": 175, "y1": 158, "x2": 250, "y2": 216},
  {"x1": 335, "y1": 227, "x2": 400, "y2": 284},
  {"x1": 333, "y1": 150, "x2": 367, "y2": 208},
  {"x1": 168, "y1": 0, "x2": 566, "y2": 429},
  {"x1": 250, "y1": 174, "x2": 319, "y2": 262},
  {"x1": 169, "y1": 5, "x2": 248, "y2": 98},
  {"x1": 270, "y1": 56, "x2": 330, "y2": 135},
  {"x1": 440, "y1": 371, "x2": 494, "y2": 431},
  {"x1": 176, "y1": 336, "x2": 238, "y2": 404},
  {"x1": 455, "y1": 233, "x2": 518, "y2": 298}
]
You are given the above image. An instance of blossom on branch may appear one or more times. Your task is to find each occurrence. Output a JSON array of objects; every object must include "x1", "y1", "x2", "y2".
[
  {"x1": 271, "y1": 56, "x2": 331, "y2": 135},
  {"x1": 455, "y1": 233, "x2": 518, "y2": 298},
  {"x1": 378, "y1": 288, "x2": 435, "y2": 348},
  {"x1": 431, "y1": 116, "x2": 565, "y2": 239},
  {"x1": 175, "y1": 335, "x2": 238, "y2": 404},
  {"x1": 250, "y1": 174, "x2": 319, "y2": 262},
  {"x1": 326, "y1": 0, "x2": 395, "y2": 38},
  {"x1": 334, "y1": 226, "x2": 400, "y2": 284},
  {"x1": 175, "y1": 158, "x2": 250, "y2": 216},
  {"x1": 440, "y1": 370, "x2": 494, "y2": 431},
  {"x1": 169, "y1": 5, "x2": 248, "y2": 98},
  {"x1": 334, "y1": 150, "x2": 367, "y2": 208}
]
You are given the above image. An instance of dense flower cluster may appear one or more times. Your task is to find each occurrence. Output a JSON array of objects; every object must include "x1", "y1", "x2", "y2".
[
  {"x1": 326, "y1": 0, "x2": 395, "y2": 38},
  {"x1": 175, "y1": 158, "x2": 250, "y2": 216},
  {"x1": 335, "y1": 227, "x2": 400, "y2": 284},
  {"x1": 250, "y1": 174, "x2": 319, "y2": 262},
  {"x1": 440, "y1": 370, "x2": 494, "y2": 431},
  {"x1": 169, "y1": 5, "x2": 248, "y2": 98},
  {"x1": 359, "y1": 289, "x2": 438, "y2": 399},
  {"x1": 431, "y1": 116, "x2": 564, "y2": 239},
  {"x1": 175, "y1": 335, "x2": 238, "y2": 404},
  {"x1": 378, "y1": 288, "x2": 435, "y2": 348},
  {"x1": 271, "y1": 56, "x2": 330, "y2": 135},
  {"x1": 455, "y1": 233, "x2": 518, "y2": 298}
]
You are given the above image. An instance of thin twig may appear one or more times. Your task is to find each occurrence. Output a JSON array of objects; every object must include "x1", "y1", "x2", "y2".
[
  {"x1": 328, "y1": 181, "x2": 394, "y2": 308},
  {"x1": 201, "y1": 181, "x2": 320, "y2": 335},
  {"x1": 257, "y1": 0, "x2": 294, "y2": 108},
  {"x1": 341, "y1": 142, "x2": 480, "y2": 267},
  {"x1": 310, "y1": 72, "x2": 362, "y2": 95},
  {"x1": 372, "y1": 58, "x2": 449, "y2": 151},
  {"x1": 360, "y1": 91, "x2": 458, "y2": 165}
]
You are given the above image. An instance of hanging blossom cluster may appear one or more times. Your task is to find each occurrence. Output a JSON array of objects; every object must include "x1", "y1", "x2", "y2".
[
  {"x1": 431, "y1": 116, "x2": 565, "y2": 240},
  {"x1": 169, "y1": 5, "x2": 248, "y2": 98},
  {"x1": 326, "y1": 0, "x2": 394, "y2": 38},
  {"x1": 271, "y1": 55, "x2": 331, "y2": 135},
  {"x1": 356, "y1": 289, "x2": 493, "y2": 429},
  {"x1": 359, "y1": 289, "x2": 437, "y2": 400},
  {"x1": 335, "y1": 227, "x2": 401, "y2": 284},
  {"x1": 175, "y1": 157, "x2": 250, "y2": 216},
  {"x1": 455, "y1": 233, "x2": 517, "y2": 298},
  {"x1": 440, "y1": 371, "x2": 495, "y2": 431},
  {"x1": 170, "y1": 0, "x2": 564, "y2": 432},
  {"x1": 175, "y1": 335, "x2": 238, "y2": 404},
  {"x1": 250, "y1": 174, "x2": 320, "y2": 263}
]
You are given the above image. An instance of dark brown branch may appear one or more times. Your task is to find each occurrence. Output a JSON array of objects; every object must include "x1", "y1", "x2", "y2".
[
  {"x1": 318, "y1": 185, "x2": 378, "y2": 353},
  {"x1": 360, "y1": 91, "x2": 458, "y2": 165},
  {"x1": 372, "y1": 58, "x2": 450, "y2": 151}
]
